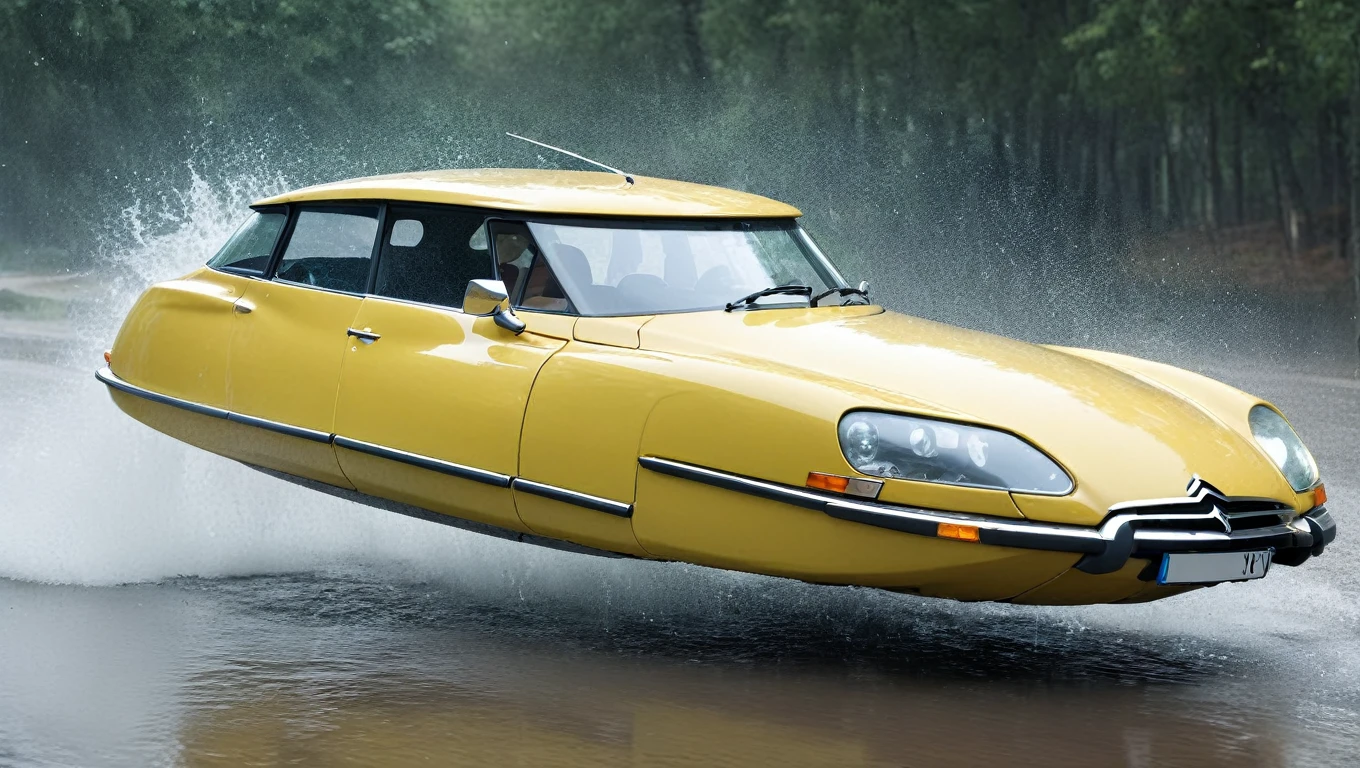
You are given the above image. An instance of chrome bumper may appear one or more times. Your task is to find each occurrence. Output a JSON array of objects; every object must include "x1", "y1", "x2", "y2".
[{"x1": 637, "y1": 457, "x2": 1336, "y2": 576}]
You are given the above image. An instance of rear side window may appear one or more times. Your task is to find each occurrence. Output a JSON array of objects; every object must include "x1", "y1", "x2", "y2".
[
  {"x1": 374, "y1": 206, "x2": 493, "y2": 308},
  {"x1": 274, "y1": 207, "x2": 379, "y2": 294},
  {"x1": 206, "y1": 211, "x2": 286, "y2": 273}
]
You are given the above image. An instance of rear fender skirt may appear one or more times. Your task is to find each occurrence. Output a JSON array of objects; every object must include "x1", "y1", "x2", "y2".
[
  {"x1": 243, "y1": 463, "x2": 630, "y2": 560},
  {"x1": 96, "y1": 367, "x2": 627, "y2": 517}
]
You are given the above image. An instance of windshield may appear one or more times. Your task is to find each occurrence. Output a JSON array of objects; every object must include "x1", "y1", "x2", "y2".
[{"x1": 523, "y1": 219, "x2": 843, "y2": 316}]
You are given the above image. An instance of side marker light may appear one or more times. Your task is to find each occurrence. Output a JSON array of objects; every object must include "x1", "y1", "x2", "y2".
[
  {"x1": 103, "y1": 350, "x2": 112, "y2": 364},
  {"x1": 806, "y1": 472, "x2": 883, "y2": 499},
  {"x1": 1314, "y1": 484, "x2": 1327, "y2": 506},
  {"x1": 806, "y1": 472, "x2": 849, "y2": 493},
  {"x1": 937, "y1": 523, "x2": 980, "y2": 542}
]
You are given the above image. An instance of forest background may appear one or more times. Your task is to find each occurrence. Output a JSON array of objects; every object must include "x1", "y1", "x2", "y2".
[{"x1": 3, "y1": 0, "x2": 1358, "y2": 361}]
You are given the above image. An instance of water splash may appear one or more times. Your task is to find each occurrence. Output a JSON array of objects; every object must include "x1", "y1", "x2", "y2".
[{"x1": 0, "y1": 168, "x2": 1353, "y2": 688}]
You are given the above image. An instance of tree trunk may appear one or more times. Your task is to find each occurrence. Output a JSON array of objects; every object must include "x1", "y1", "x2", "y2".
[
  {"x1": 1162, "y1": 120, "x2": 1183, "y2": 228},
  {"x1": 1265, "y1": 113, "x2": 1304, "y2": 258},
  {"x1": 677, "y1": 0, "x2": 710, "y2": 82},
  {"x1": 991, "y1": 109, "x2": 1011, "y2": 200},
  {"x1": 1232, "y1": 105, "x2": 1246, "y2": 225},
  {"x1": 1269, "y1": 146, "x2": 1298, "y2": 258},
  {"x1": 1105, "y1": 109, "x2": 1123, "y2": 229},
  {"x1": 1350, "y1": 44, "x2": 1360, "y2": 363},
  {"x1": 1319, "y1": 106, "x2": 1336, "y2": 219},
  {"x1": 1208, "y1": 100, "x2": 1223, "y2": 229},
  {"x1": 1340, "y1": 100, "x2": 1353, "y2": 263},
  {"x1": 1082, "y1": 113, "x2": 1099, "y2": 218},
  {"x1": 1136, "y1": 136, "x2": 1155, "y2": 227}
]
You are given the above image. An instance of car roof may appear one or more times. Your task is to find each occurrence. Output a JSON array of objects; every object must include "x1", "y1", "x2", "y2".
[{"x1": 251, "y1": 168, "x2": 802, "y2": 218}]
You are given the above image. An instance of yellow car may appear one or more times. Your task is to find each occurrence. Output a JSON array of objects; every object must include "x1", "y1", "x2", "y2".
[{"x1": 97, "y1": 168, "x2": 1335, "y2": 604}]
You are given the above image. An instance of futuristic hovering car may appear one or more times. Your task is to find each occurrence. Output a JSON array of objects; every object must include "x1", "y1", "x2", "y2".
[{"x1": 97, "y1": 166, "x2": 1335, "y2": 604}]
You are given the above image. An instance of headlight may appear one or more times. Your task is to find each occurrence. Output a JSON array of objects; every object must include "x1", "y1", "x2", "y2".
[
  {"x1": 1248, "y1": 405, "x2": 1318, "y2": 492},
  {"x1": 837, "y1": 412, "x2": 1072, "y2": 494}
]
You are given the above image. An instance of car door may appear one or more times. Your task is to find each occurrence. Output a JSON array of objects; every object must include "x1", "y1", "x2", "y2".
[
  {"x1": 112, "y1": 207, "x2": 286, "y2": 410},
  {"x1": 226, "y1": 204, "x2": 379, "y2": 487},
  {"x1": 330, "y1": 206, "x2": 565, "y2": 534}
]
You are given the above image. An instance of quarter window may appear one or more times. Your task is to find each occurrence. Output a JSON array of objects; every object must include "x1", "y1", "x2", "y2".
[
  {"x1": 274, "y1": 207, "x2": 379, "y2": 294},
  {"x1": 206, "y1": 211, "x2": 286, "y2": 273},
  {"x1": 489, "y1": 221, "x2": 574, "y2": 314},
  {"x1": 374, "y1": 206, "x2": 494, "y2": 307}
]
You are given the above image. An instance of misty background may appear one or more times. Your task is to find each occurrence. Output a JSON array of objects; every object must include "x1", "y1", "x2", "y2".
[{"x1": 2, "y1": 0, "x2": 1358, "y2": 367}]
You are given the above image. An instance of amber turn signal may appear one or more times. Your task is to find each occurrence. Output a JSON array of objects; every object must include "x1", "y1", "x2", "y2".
[
  {"x1": 937, "y1": 522, "x2": 980, "y2": 542},
  {"x1": 806, "y1": 472, "x2": 850, "y2": 493},
  {"x1": 1314, "y1": 484, "x2": 1327, "y2": 506},
  {"x1": 103, "y1": 350, "x2": 112, "y2": 364}
]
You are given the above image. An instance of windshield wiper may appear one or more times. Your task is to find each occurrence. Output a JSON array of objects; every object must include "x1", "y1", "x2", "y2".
[
  {"x1": 724, "y1": 284, "x2": 813, "y2": 312},
  {"x1": 811, "y1": 285, "x2": 871, "y2": 306}
]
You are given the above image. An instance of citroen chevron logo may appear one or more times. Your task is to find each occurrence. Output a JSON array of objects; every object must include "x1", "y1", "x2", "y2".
[
  {"x1": 1211, "y1": 506, "x2": 1232, "y2": 533},
  {"x1": 1188, "y1": 475, "x2": 1234, "y2": 533}
]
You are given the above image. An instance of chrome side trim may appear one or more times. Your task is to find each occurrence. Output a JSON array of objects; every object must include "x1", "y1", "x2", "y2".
[
  {"x1": 226, "y1": 412, "x2": 332, "y2": 443},
  {"x1": 638, "y1": 456, "x2": 829, "y2": 511},
  {"x1": 639, "y1": 455, "x2": 1104, "y2": 553},
  {"x1": 242, "y1": 463, "x2": 630, "y2": 560},
  {"x1": 511, "y1": 479, "x2": 634, "y2": 518},
  {"x1": 99, "y1": 366, "x2": 331, "y2": 443},
  {"x1": 333, "y1": 436, "x2": 511, "y2": 488},
  {"x1": 98, "y1": 367, "x2": 630, "y2": 519},
  {"x1": 96, "y1": 367, "x2": 230, "y2": 420},
  {"x1": 636, "y1": 456, "x2": 1332, "y2": 575}
]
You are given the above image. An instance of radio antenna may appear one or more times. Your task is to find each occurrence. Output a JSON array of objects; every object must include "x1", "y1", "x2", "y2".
[{"x1": 506, "y1": 132, "x2": 634, "y2": 185}]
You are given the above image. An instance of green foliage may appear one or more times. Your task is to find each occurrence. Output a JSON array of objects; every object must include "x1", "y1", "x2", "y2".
[{"x1": 1, "y1": 0, "x2": 1358, "y2": 260}]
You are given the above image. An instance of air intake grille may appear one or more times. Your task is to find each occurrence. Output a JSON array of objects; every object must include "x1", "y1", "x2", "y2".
[{"x1": 1108, "y1": 476, "x2": 1293, "y2": 533}]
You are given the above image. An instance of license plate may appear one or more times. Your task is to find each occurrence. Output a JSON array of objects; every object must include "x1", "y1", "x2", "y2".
[{"x1": 1157, "y1": 549, "x2": 1274, "y2": 585}]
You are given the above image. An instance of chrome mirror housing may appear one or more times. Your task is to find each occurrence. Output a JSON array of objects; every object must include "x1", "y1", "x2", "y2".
[
  {"x1": 463, "y1": 279, "x2": 508, "y2": 316},
  {"x1": 857, "y1": 280, "x2": 870, "y2": 296},
  {"x1": 462, "y1": 279, "x2": 526, "y2": 335}
]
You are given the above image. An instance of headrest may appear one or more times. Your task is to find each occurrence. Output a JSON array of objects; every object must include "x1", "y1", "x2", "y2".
[{"x1": 551, "y1": 244, "x2": 594, "y2": 288}]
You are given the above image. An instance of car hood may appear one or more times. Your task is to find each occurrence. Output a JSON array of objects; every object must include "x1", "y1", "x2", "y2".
[{"x1": 637, "y1": 306, "x2": 1294, "y2": 514}]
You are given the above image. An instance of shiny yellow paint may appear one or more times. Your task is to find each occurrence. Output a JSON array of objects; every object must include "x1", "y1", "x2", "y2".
[
  {"x1": 634, "y1": 469, "x2": 1078, "y2": 599},
  {"x1": 110, "y1": 266, "x2": 250, "y2": 407},
  {"x1": 227, "y1": 279, "x2": 360, "y2": 486},
  {"x1": 102, "y1": 172, "x2": 1322, "y2": 605},
  {"x1": 332, "y1": 296, "x2": 563, "y2": 533},
  {"x1": 635, "y1": 307, "x2": 1306, "y2": 525},
  {"x1": 252, "y1": 169, "x2": 803, "y2": 219}
]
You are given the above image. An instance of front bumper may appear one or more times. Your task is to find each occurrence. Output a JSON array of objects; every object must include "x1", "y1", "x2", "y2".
[{"x1": 638, "y1": 457, "x2": 1336, "y2": 578}]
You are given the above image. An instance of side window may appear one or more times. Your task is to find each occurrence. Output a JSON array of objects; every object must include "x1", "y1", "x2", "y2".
[
  {"x1": 373, "y1": 206, "x2": 494, "y2": 307},
  {"x1": 206, "y1": 210, "x2": 286, "y2": 273},
  {"x1": 274, "y1": 207, "x2": 379, "y2": 294},
  {"x1": 488, "y1": 220, "x2": 574, "y2": 314}
]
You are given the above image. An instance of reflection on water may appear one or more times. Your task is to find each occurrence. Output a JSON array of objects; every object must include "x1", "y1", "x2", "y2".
[
  {"x1": 0, "y1": 171, "x2": 1357, "y2": 764},
  {"x1": 1, "y1": 569, "x2": 1355, "y2": 767}
]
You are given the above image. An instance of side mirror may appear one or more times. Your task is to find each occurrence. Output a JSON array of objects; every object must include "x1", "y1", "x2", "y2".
[
  {"x1": 857, "y1": 280, "x2": 870, "y2": 296},
  {"x1": 462, "y1": 279, "x2": 526, "y2": 335}
]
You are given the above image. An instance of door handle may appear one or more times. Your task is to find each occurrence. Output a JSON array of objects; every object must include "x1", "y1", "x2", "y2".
[
  {"x1": 233, "y1": 301, "x2": 254, "y2": 314},
  {"x1": 347, "y1": 328, "x2": 381, "y2": 344}
]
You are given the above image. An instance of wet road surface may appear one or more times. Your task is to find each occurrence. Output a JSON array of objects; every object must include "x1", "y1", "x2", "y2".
[{"x1": 0, "y1": 326, "x2": 1356, "y2": 767}]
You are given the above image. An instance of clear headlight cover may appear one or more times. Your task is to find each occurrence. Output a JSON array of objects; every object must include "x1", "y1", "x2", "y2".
[
  {"x1": 837, "y1": 412, "x2": 1072, "y2": 494},
  {"x1": 1248, "y1": 405, "x2": 1318, "y2": 492}
]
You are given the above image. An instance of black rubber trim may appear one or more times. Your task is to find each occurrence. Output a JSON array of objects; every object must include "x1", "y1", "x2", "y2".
[
  {"x1": 511, "y1": 478, "x2": 633, "y2": 518},
  {"x1": 333, "y1": 436, "x2": 511, "y2": 488},
  {"x1": 1075, "y1": 524, "x2": 1136, "y2": 573}
]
